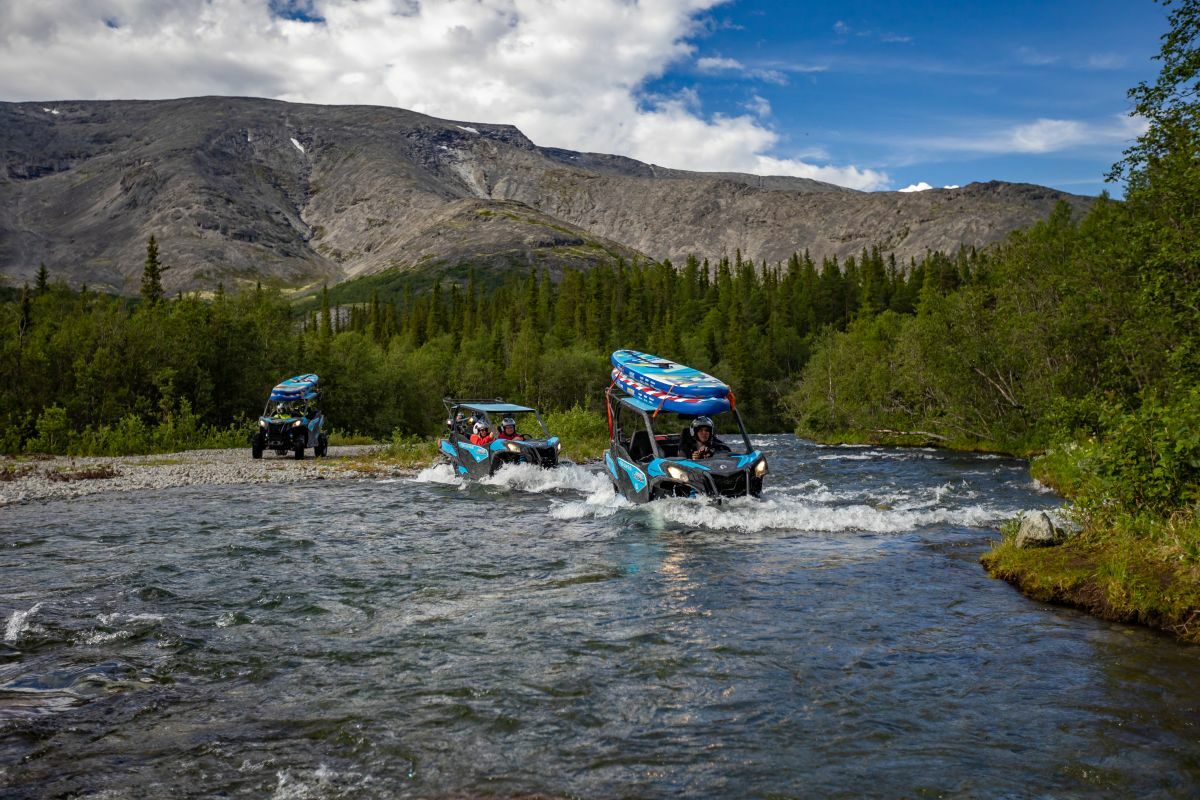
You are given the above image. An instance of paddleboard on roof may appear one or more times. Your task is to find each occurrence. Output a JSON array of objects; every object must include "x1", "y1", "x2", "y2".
[
  {"x1": 269, "y1": 374, "x2": 319, "y2": 402},
  {"x1": 610, "y1": 369, "x2": 731, "y2": 416},
  {"x1": 610, "y1": 350, "x2": 729, "y2": 399}
]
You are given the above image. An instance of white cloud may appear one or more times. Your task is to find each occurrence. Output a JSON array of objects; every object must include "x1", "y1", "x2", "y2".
[
  {"x1": 924, "y1": 114, "x2": 1148, "y2": 155},
  {"x1": 0, "y1": 0, "x2": 884, "y2": 189},
  {"x1": 697, "y1": 56, "x2": 743, "y2": 72},
  {"x1": 897, "y1": 182, "x2": 959, "y2": 192},
  {"x1": 1015, "y1": 46, "x2": 1059, "y2": 66},
  {"x1": 743, "y1": 94, "x2": 771, "y2": 117},
  {"x1": 1084, "y1": 53, "x2": 1125, "y2": 70}
]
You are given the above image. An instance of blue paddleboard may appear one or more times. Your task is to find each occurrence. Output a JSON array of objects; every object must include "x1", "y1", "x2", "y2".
[
  {"x1": 611, "y1": 350, "x2": 729, "y2": 399},
  {"x1": 611, "y1": 369, "x2": 731, "y2": 416},
  {"x1": 269, "y1": 374, "x2": 319, "y2": 402}
]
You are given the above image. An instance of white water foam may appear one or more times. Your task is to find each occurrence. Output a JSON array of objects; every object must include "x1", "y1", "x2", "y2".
[
  {"x1": 4, "y1": 603, "x2": 42, "y2": 643},
  {"x1": 413, "y1": 462, "x2": 612, "y2": 498},
  {"x1": 645, "y1": 494, "x2": 1008, "y2": 533},
  {"x1": 272, "y1": 765, "x2": 349, "y2": 800},
  {"x1": 75, "y1": 612, "x2": 165, "y2": 645},
  {"x1": 549, "y1": 485, "x2": 632, "y2": 520},
  {"x1": 412, "y1": 463, "x2": 462, "y2": 485},
  {"x1": 480, "y1": 463, "x2": 611, "y2": 495}
]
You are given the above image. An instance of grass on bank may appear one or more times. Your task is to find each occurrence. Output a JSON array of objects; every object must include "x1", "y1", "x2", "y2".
[
  {"x1": 982, "y1": 509, "x2": 1200, "y2": 643},
  {"x1": 981, "y1": 439, "x2": 1200, "y2": 643}
]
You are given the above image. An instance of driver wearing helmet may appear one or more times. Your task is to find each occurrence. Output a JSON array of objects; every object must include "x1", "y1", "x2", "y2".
[
  {"x1": 470, "y1": 420, "x2": 495, "y2": 446},
  {"x1": 497, "y1": 416, "x2": 527, "y2": 441},
  {"x1": 689, "y1": 416, "x2": 730, "y2": 460}
]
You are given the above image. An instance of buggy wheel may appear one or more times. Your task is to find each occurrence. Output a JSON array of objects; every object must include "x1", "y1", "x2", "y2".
[
  {"x1": 251, "y1": 433, "x2": 264, "y2": 460},
  {"x1": 294, "y1": 441, "x2": 305, "y2": 460},
  {"x1": 314, "y1": 434, "x2": 328, "y2": 458}
]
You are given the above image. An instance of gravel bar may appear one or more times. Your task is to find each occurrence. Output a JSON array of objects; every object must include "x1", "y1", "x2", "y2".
[{"x1": 0, "y1": 446, "x2": 387, "y2": 507}]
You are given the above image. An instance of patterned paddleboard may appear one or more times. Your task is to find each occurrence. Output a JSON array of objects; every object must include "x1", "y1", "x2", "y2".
[
  {"x1": 610, "y1": 350, "x2": 729, "y2": 399},
  {"x1": 611, "y1": 369, "x2": 731, "y2": 416},
  {"x1": 270, "y1": 374, "x2": 319, "y2": 401}
]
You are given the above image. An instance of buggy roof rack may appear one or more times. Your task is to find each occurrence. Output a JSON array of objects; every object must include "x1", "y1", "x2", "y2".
[{"x1": 443, "y1": 397, "x2": 536, "y2": 414}]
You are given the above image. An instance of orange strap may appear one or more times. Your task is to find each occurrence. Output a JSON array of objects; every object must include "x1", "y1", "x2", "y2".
[
  {"x1": 728, "y1": 390, "x2": 737, "y2": 410},
  {"x1": 605, "y1": 378, "x2": 616, "y2": 437}
]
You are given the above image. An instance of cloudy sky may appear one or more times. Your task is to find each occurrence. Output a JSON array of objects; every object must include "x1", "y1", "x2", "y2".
[{"x1": 0, "y1": 0, "x2": 1168, "y2": 193}]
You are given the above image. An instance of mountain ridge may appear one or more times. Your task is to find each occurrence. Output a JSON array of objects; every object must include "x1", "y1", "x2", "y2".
[{"x1": 0, "y1": 96, "x2": 1094, "y2": 293}]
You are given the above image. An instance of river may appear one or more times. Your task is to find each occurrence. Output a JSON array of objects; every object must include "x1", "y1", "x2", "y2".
[{"x1": 2, "y1": 435, "x2": 1198, "y2": 798}]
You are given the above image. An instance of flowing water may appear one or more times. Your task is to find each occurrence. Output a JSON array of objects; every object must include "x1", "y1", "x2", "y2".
[{"x1": 2, "y1": 436, "x2": 1198, "y2": 798}]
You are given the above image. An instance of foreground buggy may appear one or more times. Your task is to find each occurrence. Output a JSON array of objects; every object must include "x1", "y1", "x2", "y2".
[
  {"x1": 252, "y1": 374, "x2": 328, "y2": 460},
  {"x1": 438, "y1": 398, "x2": 561, "y2": 478},
  {"x1": 605, "y1": 351, "x2": 767, "y2": 503}
]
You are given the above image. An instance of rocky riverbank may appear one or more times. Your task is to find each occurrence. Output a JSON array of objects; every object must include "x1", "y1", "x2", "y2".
[{"x1": 0, "y1": 446, "x2": 391, "y2": 506}]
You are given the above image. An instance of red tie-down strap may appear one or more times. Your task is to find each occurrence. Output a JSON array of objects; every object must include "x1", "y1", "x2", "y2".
[{"x1": 605, "y1": 377, "x2": 616, "y2": 438}]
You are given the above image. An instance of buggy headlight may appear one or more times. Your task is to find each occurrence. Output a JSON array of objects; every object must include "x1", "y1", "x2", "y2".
[
  {"x1": 666, "y1": 464, "x2": 689, "y2": 482},
  {"x1": 292, "y1": 419, "x2": 303, "y2": 427},
  {"x1": 754, "y1": 459, "x2": 769, "y2": 477},
  {"x1": 556, "y1": 442, "x2": 562, "y2": 452},
  {"x1": 259, "y1": 420, "x2": 266, "y2": 427},
  {"x1": 505, "y1": 442, "x2": 522, "y2": 452}
]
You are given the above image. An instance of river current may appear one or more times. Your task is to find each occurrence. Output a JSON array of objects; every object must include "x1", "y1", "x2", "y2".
[{"x1": 2, "y1": 436, "x2": 1198, "y2": 798}]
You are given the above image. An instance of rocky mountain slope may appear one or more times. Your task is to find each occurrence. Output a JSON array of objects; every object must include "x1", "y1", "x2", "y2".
[{"x1": 0, "y1": 97, "x2": 1093, "y2": 294}]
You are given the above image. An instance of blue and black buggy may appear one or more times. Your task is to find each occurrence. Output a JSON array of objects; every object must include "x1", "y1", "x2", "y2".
[
  {"x1": 252, "y1": 374, "x2": 328, "y2": 460},
  {"x1": 604, "y1": 350, "x2": 768, "y2": 503},
  {"x1": 438, "y1": 398, "x2": 562, "y2": 478}
]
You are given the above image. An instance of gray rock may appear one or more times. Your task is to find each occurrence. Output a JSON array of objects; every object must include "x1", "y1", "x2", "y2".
[{"x1": 1015, "y1": 511, "x2": 1064, "y2": 548}]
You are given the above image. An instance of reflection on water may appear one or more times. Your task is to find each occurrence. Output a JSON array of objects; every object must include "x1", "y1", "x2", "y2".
[{"x1": 2, "y1": 435, "x2": 1199, "y2": 798}]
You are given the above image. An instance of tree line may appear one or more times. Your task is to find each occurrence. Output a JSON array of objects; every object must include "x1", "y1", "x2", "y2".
[{"x1": 2, "y1": 240, "x2": 970, "y2": 454}]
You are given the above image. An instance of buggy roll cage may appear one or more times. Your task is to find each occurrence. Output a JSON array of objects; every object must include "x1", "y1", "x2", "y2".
[
  {"x1": 604, "y1": 384, "x2": 754, "y2": 462},
  {"x1": 442, "y1": 397, "x2": 553, "y2": 439}
]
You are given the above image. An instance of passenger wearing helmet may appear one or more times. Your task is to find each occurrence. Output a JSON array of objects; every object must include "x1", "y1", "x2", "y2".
[
  {"x1": 470, "y1": 420, "x2": 495, "y2": 446},
  {"x1": 497, "y1": 416, "x2": 527, "y2": 441},
  {"x1": 688, "y1": 416, "x2": 729, "y2": 460}
]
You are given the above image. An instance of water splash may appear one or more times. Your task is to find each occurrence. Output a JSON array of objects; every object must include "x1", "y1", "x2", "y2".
[
  {"x1": 645, "y1": 494, "x2": 1007, "y2": 533},
  {"x1": 480, "y1": 463, "x2": 611, "y2": 495},
  {"x1": 4, "y1": 602, "x2": 42, "y2": 643}
]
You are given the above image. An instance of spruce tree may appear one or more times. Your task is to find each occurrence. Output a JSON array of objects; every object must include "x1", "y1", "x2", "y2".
[
  {"x1": 34, "y1": 263, "x2": 48, "y2": 295},
  {"x1": 140, "y1": 235, "x2": 167, "y2": 305},
  {"x1": 320, "y1": 284, "x2": 333, "y2": 339}
]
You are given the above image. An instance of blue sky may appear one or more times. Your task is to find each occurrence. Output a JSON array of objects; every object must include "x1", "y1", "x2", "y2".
[
  {"x1": 0, "y1": 0, "x2": 1171, "y2": 195},
  {"x1": 653, "y1": 0, "x2": 1167, "y2": 194}
]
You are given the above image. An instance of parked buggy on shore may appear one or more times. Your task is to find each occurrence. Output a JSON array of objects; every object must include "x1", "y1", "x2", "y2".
[
  {"x1": 252, "y1": 374, "x2": 328, "y2": 460},
  {"x1": 438, "y1": 398, "x2": 562, "y2": 478}
]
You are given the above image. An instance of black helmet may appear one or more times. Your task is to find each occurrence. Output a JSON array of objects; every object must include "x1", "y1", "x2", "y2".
[{"x1": 692, "y1": 416, "x2": 714, "y2": 433}]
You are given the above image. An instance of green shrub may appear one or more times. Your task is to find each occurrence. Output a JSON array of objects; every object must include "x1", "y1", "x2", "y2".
[
  {"x1": 27, "y1": 405, "x2": 71, "y2": 454},
  {"x1": 543, "y1": 404, "x2": 609, "y2": 462},
  {"x1": 1085, "y1": 388, "x2": 1200, "y2": 514},
  {"x1": 379, "y1": 431, "x2": 438, "y2": 467}
]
